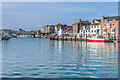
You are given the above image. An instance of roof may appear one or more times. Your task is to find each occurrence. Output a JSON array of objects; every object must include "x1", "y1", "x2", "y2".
[
  {"x1": 73, "y1": 21, "x2": 89, "y2": 25},
  {"x1": 93, "y1": 19, "x2": 101, "y2": 22},
  {"x1": 56, "y1": 23, "x2": 67, "y2": 28},
  {"x1": 90, "y1": 23, "x2": 101, "y2": 25},
  {"x1": 103, "y1": 16, "x2": 120, "y2": 21}
]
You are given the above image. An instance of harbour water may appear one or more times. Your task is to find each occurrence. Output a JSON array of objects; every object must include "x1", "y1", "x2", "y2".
[{"x1": 2, "y1": 38, "x2": 118, "y2": 78}]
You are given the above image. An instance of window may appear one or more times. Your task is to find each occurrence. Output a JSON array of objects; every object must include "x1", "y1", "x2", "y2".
[
  {"x1": 83, "y1": 34, "x2": 85, "y2": 37},
  {"x1": 104, "y1": 24, "x2": 106, "y2": 27},
  {"x1": 91, "y1": 30, "x2": 93, "y2": 33},
  {"x1": 94, "y1": 26, "x2": 96, "y2": 28},
  {"x1": 94, "y1": 30, "x2": 96, "y2": 32},
  {"x1": 86, "y1": 30, "x2": 87, "y2": 32},
  {"x1": 113, "y1": 24, "x2": 115, "y2": 26},
  {"x1": 107, "y1": 23, "x2": 111, "y2": 28},
  {"x1": 111, "y1": 28, "x2": 115, "y2": 32},
  {"x1": 97, "y1": 26, "x2": 99, "y2": 28},
  {"x1": 97, "y1": 29, "x2": 99, "y2": 34},
  {"x1": 103, "y1": 28, "x2": 107, "y2": 32},
  {"x1": 83, "y1": 30, "x2": 85, "y2": 33}
]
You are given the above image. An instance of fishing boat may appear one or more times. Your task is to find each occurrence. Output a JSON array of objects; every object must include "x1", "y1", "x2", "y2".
[{"x1": 87, "y1": 36, "x2": 110, "y2": 42}]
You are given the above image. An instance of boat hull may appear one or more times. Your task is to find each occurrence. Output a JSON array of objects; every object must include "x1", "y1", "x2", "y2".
[{"x1": 87, "y1": 38, "x2": 110, "y2": 42}]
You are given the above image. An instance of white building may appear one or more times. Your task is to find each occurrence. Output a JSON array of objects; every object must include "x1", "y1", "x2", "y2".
[
  {"x1": 58, "y1": 27, "x2": 64, "y2": 37},
  {"x1": 79, "y1": 25, "x2": 90, "y2": 38},
  {"x1": 79, "y1": 23, "x2": 101, "y2": 38},
  {"x1": 79, "y1": 19, "x2": 101, "y2": 38},
  {"x1": 41, "y1": 25, "x2": 55, "y2": 34},
  {"x1": 90, "y1": 23, "x2": 101, "y2": 38}
]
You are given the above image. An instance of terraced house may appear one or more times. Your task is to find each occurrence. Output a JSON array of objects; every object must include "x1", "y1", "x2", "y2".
[
  {"x1": 79, "y1": 19, "x2": 101, "y2": 38},
  {"x1": 101, "y1": 16, "x2": 120, "y2": 39},
  {"x1": 41, "y1": 25, "x2": 55, "y2": 34},
  {"x1": 72, "y1": 19, "x2": 89, "y2": 35}
]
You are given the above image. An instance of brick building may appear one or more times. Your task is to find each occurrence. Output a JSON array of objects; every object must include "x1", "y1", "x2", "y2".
[
  {"x1": 101, "y1": 16, "x2": 120, "y2": 39},
  {"x1": 72, "y1": 19, "x2": 89, "y2": 35}
]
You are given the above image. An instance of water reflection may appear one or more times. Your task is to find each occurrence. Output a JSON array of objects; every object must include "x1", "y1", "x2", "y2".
[{"x1": 2, "y1": 38, "x2": 118, "y2": 78}]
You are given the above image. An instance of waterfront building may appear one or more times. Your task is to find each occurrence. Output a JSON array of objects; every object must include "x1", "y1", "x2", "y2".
[
  {"x1": 41, "y1": 25, "x2": 55, "y2": 34},
  {"x1": 90, "y1": 19, "x2": 101, "y2": 38},
  {"x1": 55, "y1": 23, "x2": 67, "y2": 34},
  {"x1": 36, "y1": 30, "x2": 41, "y2": 35},
  {"x1": 101, "y1": 16, "x2": 120, "y2": 39},
  {"x1": 58, "y1": 27, "x2": 64, "y2": 37},
  {"x1": 90, "y1": 23, "x2": 101, "y2": 38},
  {"x1": 72, "y1": 19, "x2": 89, "y2": 35},
  {"x1": 79, "y1": 25, "x2": 90, "y2": 38},
  {"x1": 63, "y1": 26, "x2": 73, "y2": 37},
  {"x1": 79, "y1": 19, "x2": 101, "y2": 38}
]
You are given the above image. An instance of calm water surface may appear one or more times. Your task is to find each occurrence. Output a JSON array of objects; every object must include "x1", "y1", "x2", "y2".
[{"x1": 2, "y1": 38, "x2": 118, "y2": 78}]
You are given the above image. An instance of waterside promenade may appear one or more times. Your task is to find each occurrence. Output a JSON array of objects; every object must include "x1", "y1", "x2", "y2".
[{"x1": 34, "y1": 34, "x2": 120, "y2": 42}]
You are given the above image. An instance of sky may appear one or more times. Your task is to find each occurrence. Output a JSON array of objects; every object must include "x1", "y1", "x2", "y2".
[{"x1": 2, "y1": 2, "x2": 118, "y2": 30}]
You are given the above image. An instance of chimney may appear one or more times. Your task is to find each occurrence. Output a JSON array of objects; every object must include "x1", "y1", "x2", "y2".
[
  {"x1": 80, "y1": 19, "x2": 82, "y2": 22},
  {"x1": 101, "y1": 16, "x2": 105, "y2": 22}
]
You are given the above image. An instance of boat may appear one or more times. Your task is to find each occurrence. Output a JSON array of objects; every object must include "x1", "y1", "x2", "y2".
[
  {"x1": 2, "y1": 33, "x2": 11, "y2": 40},
  {"x1": 0, "y1": 33, "x2": 2, "y2": 40},
  {"x1": 87, "y1": 36, "x2": 110, "y2": 42}
]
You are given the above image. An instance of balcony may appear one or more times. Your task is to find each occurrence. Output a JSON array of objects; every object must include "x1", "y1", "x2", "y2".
[
  {"x1": 103, "y1": 32, "x2": 107, "y2": 34},
  {"x1": 111, "y1": 28, "x2": 115, "y2": 34},
  {"x1": 111, "y1": 32, "x2": 115, "y2": 34}
]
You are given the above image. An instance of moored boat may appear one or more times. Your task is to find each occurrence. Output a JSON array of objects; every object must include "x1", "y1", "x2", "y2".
[
  {"x1": 0, "y1": 33, "x2": 2, "y2": 40},
  {"x1": 2, "y1": 33, "x2": 11, "y2": 40},
  {"x1": 87, "y1": 36, "x2": 110, "y2": 42}
]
